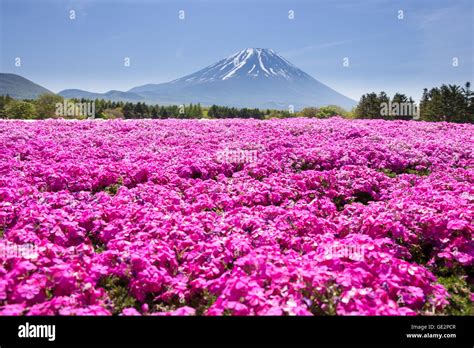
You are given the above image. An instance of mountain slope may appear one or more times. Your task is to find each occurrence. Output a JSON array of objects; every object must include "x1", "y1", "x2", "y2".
[
  {"x1": 0, "y1": 73, "x2": 54, "y2": 99},
  {"x1": 54, "y1": 48, "x2": 356, "y2": 110},
  {"x1": 132, "y1": 48, "x2": 313, "y2": 91},
  {"x1": 58, "y1": 89, "x2": 143, "y2": 102},
  {"x1": 129, "y1": 48, "x2": 356, "y2": 110}
]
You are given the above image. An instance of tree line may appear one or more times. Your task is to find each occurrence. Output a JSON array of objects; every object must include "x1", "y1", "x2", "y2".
[
  {"x1": 0, "y1": 96, "x2": 289, "y2": 120},
  {"x1": 122, "y1": 102, "x2": 203, "y2": 119},
  {"x1": 353, "y1": 82, "x2": 473, "y2": 123},
  {"x1": 0, "y1": 82, "x2": 472, "y2": 123},
  {"x1": 207, "y1": 105, "x2": 266, "y2": 119}
]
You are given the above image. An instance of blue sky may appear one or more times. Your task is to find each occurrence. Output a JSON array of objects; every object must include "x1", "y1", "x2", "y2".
[{"x1": 1, "y1": 0, "x2": 472, "y2": 101}]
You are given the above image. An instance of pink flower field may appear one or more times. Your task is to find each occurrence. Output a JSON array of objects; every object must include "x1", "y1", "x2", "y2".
[{"x1": 0, "y1": 118, "x2": 472, "y2": 316}]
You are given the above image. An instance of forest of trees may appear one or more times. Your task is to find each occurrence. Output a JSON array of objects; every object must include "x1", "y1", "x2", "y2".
[
  {"x1": 121, "y1": 101, "x2": 203, "y2": 119},
  {"x1": 354, "y1": 82, "x2": 473, "y2": 123},
  {"x1": 207, "y1": 105, "x2": 265, "y2": 119},
  {"x1": 0, "y1": 82, "x2": 472, "y2": 123},
  {"x1": 419, "y1": 83, "x2": 474, "y2": 123},
  {"x1": 354, "y1": 92, "x2": 416, "y2": 120},
  {"x1": 0, "y1": 96, "x2": 205, "y2": 120},
  {"x1": 0, "y1": 96, "x2": 289, "y2": 120}
]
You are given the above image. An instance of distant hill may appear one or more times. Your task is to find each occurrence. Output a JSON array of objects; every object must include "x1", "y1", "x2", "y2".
[
  {"x1": 0, "y1": 73, "x2": 54, "y2": 99},
  {"x1": 58, "y1": 89, "x2": 143, "y2": 102},
  {"x1": 2, "y1": 49, "x2": 357, "y2": 110},
  {"x1": 58, "y1": 48, "x2": 357, "y2": 110}
]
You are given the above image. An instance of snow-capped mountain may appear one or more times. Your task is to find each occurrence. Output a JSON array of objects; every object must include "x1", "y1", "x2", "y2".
[
  {"x1": 128, "y1": 48, "x2": 355, "y2": 109},
  {"x1": 59, "y1": 48, "x2": 356, "y2": 110},
  {"x1": 174, "y1": 48, "x2": 312, "y2": 82},
  {"x1": 130, "y1": 48, "x2": 314, "y2": 94}
]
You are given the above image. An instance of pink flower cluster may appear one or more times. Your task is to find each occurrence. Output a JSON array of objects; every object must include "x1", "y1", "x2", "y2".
[{"x1": 0, "y1": 118, "x2": 472, "y2": 316}]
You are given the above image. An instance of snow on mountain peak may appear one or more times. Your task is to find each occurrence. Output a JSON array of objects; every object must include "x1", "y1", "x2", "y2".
[{"x1": 174, "y1": 48, "x2": 312, "y2": 83}]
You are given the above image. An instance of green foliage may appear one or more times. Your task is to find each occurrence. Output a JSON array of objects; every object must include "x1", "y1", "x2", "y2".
[
  {"x1": 134, "y1": 102, "x2": 147, "y2": 118},
  {"x1": 316, "y1": 105, "x2": 348, "y2": 118},
  {"x1": 332, "y1": 195, "x2": 347, "y2": 211},
  {"x1": 187, "y1": 289, "x2": 217, "y2": 315},
  {"x1": 405, "y1": 168, "x2": 431, "y2": 176},
  {"x1": 86, "y1": 229, "x2": 107, "y2": 253},
  {"x1": 121, "y1": 101, "x2": 203, "y2": 119},
  {"x1": 184, "y1": 103, "x2": 203, "y2": 118},
  {"x1": 437, "y1": 274, "x2": 473, "y2": 315},
  {"x1": 35, "y1": 93, "x2": 64, "y2": 119},
  {"x1": 98, "y1": 276, "x2": 137, "y2": 315},
  {"x1": 378, "y1": 168, "x2": 398, "y2": 178},
  {"x1": 150, "y1": 105, "x2": 159, "y2": 119},
  {"x1": 264, "y1": 109, "x2": 293, "y2": 119},
  {"x1": 2, "y1": 80, "x2": 471, "y2": 123},
  {"x1": 5, "y1": 100, "x2": 37, "y2": 119},
  {"x1": 379, "y1": 167, "x2": 431, "y2": 177},
  {"x1": 208, "y1": 104, "x2": 265, "y2": 119},
  {"x1": 299, "y1": 106, "x2": 349, "y2": 119},
  {"x1": 302, "y1": 281, "x2": 341, "y2": 315},
  {"x1": 354, "y1": 92, "x2": 382, "y2": 119},
  {"x1": 420, "y1": 82, "x2": 473, "y2": 123},
  {"x1": 104, "y1": 177, "x2": 123, "y2": 196},
  {"x1": 100, "y1": 107, "x2": 124, "y2": 119},
  {"x1": 0, "y1": 95, "x2": 13, "y2": 118},
  {"x1": 354, "y1": 92, "x2": 415, "y2": 120},
  {"x1": 300, "y1": 107, "x2": 319, "y2": 118}
]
